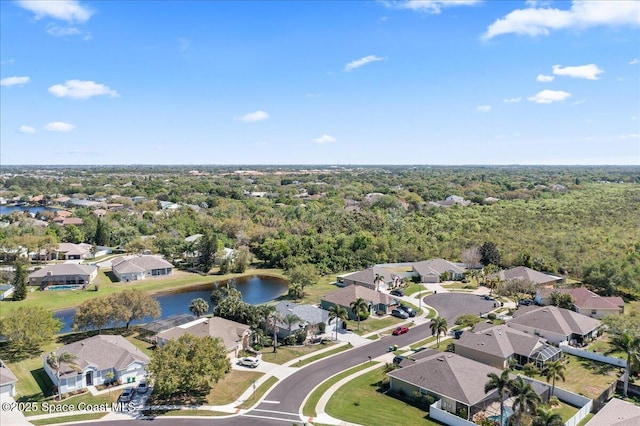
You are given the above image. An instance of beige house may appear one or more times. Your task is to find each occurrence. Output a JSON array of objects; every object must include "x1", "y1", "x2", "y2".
[
  {"x1": 111, "y1": 255, "x2": 173, "y2": 282},
  {"x1": 336, "y1": 266, "x2": 397, "y2": 291},
  {"x1": 320, "y1": 285, "x2": 398, "y2": 320},
  {"x1": 28, "y1": 264, "x2": 98, "y2": 289},
  {"x1": 488, "y1": 266, "x2": 564, "y2": 287},
  {"x1": 535, "y1": 287, "x2": 624, "y2": 319},
  {"x1": 412, "y1": 258, "x2": 466, "y2": 283},
  {"x1": 156, "y1": 317, "x2": 251, "y2": 357}
]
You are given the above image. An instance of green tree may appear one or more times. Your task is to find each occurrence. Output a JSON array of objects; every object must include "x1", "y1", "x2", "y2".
[
  {"x1": 430, "y1": 316, "x2": 448, "y2": 347},
  {"x1": 73, "y1": 297, "x2": 124, "y2": 333},
  {"x1": 94, "y1": 217, "x2": 111, "y2": 246},
  {"x1": 510, "y1": 376, "x2": 541, "y2": 426},
  {"x1": 282, "y1": 313, "x2": 302, "y2": 340},
  {"x1": 198, "y1": 232, "x2": 219, "y2": 273},
  {"x1": 350, "y1": 297, "x2": 369, "y2": 331},
  {"x1": 150, "y1": 334, "x2": 231, "y2": 398},
  {"x1": 189, "y1": 298, "x2": 210, "y2": 318},
  {"x1": 47, "y1": 351, "x2": 81, "y2": 401},
  {"x1": 480, "y1": 241, "x2": 501, "y2": 267},
  {"x1": 0, "y1": 306, "x2": 62, "y2": 358},
  {"x1": 112, "y1": 290, "x2": 161, "y2": 329},
  {"x1": 532, "y1": 408, "x2": 564, "y2": 426},
  {"x1": 287, "y1": 263, "x2": 319, "y2": 292},
  {"x1": 213, "y1": 286, "x2": 258, "y2": 325},
  {"x1": 485, "y1": 370, "x2": 511, "y2": 426},
  {"x1": 608, "y1": 332, "x2": 640, "y2": 398},
  {"x1": 232, "y1": 246, "x2": 251, "y2": 273},
  {"x1": 288, "y1": 282, "x2": 304, "y2": 302},
  {"x1": 328, "y1": 305, "x2": 349, "y2": 340},
  {"x1": 259, "y1": 305, "x2": 282, "y2": 353},
  {"x1": 63, "y1": 225, "x2": 85, "y2": 244},
  {"x1": 542, "y1": 360, "x2": 566, "y2": 398},
  {"x1": 522, "y1": 362, "x2": 539, "y2": 378},
  {"x1": 549, "y1": 291, "x2": 574, "y2": 309},
  {"x1": 12, "y1": 257, "x2": 28, "y2": 301}
]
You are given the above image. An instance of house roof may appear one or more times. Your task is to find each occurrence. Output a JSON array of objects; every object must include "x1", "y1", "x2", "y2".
[
  {"x1": 156, "y1": 317, "x2": 250, "y2": 352},
  {"x1": 0, "y1": 359, "x2": 17, "y2": 385},
  {"x1": 112, "y1": 255, "x2": 173, "y2": 275},
  {"x1": 57, "y1": 243, "x2": 92, "y2": 256},
  {"x1": 456, "y1": 325, "x2": 546, "y2": 359},
  {"x1": 586, "y1": 398, "x2": 640, "y2": 426},
  {"x1": 388, "y1": 352, "x2": 503, "y2": 406},
  {"x1": 412, "y1": 258, "x2": 465, "y2": 277},
  {"x1": 28, "y1": 264, "x2": 97, "y2": 278},
  {"x1": 48, "y1": 335, "x2": 150, "y2": 378},
  {"x1": 537, "y1": 287, "x2": 624, "y2": 310},
  {"x1": 0, "y1": 284, "x2": 14, "y2": 292},
  {"x1": 321, "y1": 285, "x2": 395, "y2": 307},
  {"x1": 273, "y1": 301, "x2": 330, "y2": 329},
  {"x1": 489, "y1": 266, "x2": 560, "y2": 286},
  {"x1": 340, "y1": 266, "x2": 397, "y2": 286},
  {"x1": 509, "y1": 305, "x2": 601, "y2": 337},
  {"x1": 185, "y1": 234, "x2": 203, "y2": 243}
]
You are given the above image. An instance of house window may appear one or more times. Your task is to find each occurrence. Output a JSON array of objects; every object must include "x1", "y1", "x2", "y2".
[{"x1": 591, "y1": 310, "x2": 597, "y2": 316}]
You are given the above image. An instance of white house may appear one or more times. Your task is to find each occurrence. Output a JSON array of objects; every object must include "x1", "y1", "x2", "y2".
[
  {"x1": 111, "y1": 255, "x2": 174, "y2": 282},
  {"x1": 43, "y1": 335, "x2": 150, "y2": 395},
  {"x1": 0, "y1": 359, "x2": 18, "y2": 397}
]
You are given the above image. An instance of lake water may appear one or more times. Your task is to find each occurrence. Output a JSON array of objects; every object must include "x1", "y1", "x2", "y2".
[
  {"x1": 0, "y1": 205, "x2": 60, "y2": 216},
  {"x1": 54, "y1": 275, "x2": 288, "y2": 334}
]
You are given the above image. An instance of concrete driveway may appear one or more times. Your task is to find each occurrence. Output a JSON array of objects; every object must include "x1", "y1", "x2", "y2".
[{"x1": 423, "y1": 292, "x2": 497, "y2": 324}]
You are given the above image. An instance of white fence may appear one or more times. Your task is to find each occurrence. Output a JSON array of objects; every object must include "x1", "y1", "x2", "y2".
[
  {"x1": 559, "y1": 342, "x2": 627, "y2": 368},
  {"x1": 429, "y1": 400, "x2": 476, "y2": 426},
  {"x1": 521, "y1": 376, "x2": 593, "y2": 426}
]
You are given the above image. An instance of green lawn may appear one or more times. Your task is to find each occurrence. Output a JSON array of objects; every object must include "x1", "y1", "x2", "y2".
[
  {"x1": 345, "y1": 315, "x2": 404, "y2": 336},
  {"x1": 550, "y1": 401, "x2": 579, "y2": 422},
  {"x1": 404, "y1": 283, "x2": 426, "y2": 296},
  {"x1": 125, "y1": 331, "x2": 155, "y2": 358},
  {"x1": 206, "y1": 369, "x2": 263, "y2": 405},
  {"x1": 577, "y1": 413, "x2": 594, "y2": 426},
  {"x1": 302, "y1": 362, "x2": 378, "y2": 417},
  {"x1": 1, "y1": 341, "x2": 58, "y2": 400},
  {"x1": 30, "y1": 413, "x2": 108, "y2": 425},
  {"x1": 292, "y1": 344, "x2": 351, "y2": 367},
  {"x1": 587, "y1": 336, "x2": 626, "y2": 359},
  {"x1": 261, "y1": 341, "x2": 335, "y2": 364},
  {"x1": 325, "y1": 366, "x2": 442, "y2": 426},
  {"x1": 442, "y1": 281, "x2": 478, "y2": 290},
  {"x1": 238, "y1": 376, "x2": 279, "y2": 409}
]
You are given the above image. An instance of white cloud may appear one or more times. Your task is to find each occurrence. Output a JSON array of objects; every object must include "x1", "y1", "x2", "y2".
[
  {"x1": 16, "y1": 0, "x2": 93, "y2": 23},
  {"x1": 344, "y1": 55, "x2": 384, "y2": 72},
  {"x1": 46, "y1": 24, "x2": 87, "y2": 37},
  {"x1": 536, "y1": 74, "x2": 554, "y2": 82},
  {"x1": 528, "y1": 89, "x2": 571, "y2": 104},
  {"x1": 44, "y1": 121, "x2": 75, "y2": 132},
  {"x1": 238, "y1": 110, "x2": 269, "y2": 122},
  {"x1": 476, "y1": 105, "x2": 492, "y2": 112},
  {"x1": 48, "y1": 80, "x2": 119, "y2": 99},
  {"x1": 619, "y1": 133, "x2": 640, "y2": 139},
  {"x1": 552, "y1": 64, "x2": 603, "y2": 80},
  {"x1": 19, "y1": 125, "x2": 36, "y2": 134},
  {"x1": 503, "y1": 97, "x2": 522, "y2": 103},
  {"x1": 313, "y1": 134, "x2": 337, "y2": 144},
  {"x1": 483, "y1": 1, "x2": 640, "y2": 40},
  {"x1": 389, "y1": 0, "x2": 482, "y2": 14},
  {"x1": 0, "y1": 76, "x2": 30, "y2": 87},
  {"x1": 1, "y1": 58, "x2": 15, "y2": 66},
  {"x1": 629, "y1": 58, "x2": 639, "y2": 65}
]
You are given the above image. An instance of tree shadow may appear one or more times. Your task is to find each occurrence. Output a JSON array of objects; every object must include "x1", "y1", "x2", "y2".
[
  {"x1": 103, "y1": 271, "x2": 118, "y2": 282},
  {"x1": 0, "y1": 342, "x2": 43, "y2": 363}
]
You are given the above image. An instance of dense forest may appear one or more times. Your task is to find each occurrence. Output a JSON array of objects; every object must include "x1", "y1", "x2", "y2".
[{"x1": 1, "y1": 165, "x2": 639, "y2": 298}]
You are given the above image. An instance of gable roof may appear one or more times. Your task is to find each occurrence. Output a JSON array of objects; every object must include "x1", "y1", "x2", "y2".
[
  {"x1": 537, "y1": 287, "x2": 624, "y2": 310},
  {"x1": 273, "y1": 301, "x2": 329, "y2": 328},
  {"x1": 340, "y1": 266, "x2": 396, "y2": 286},
  {"x1": 388, "y1": 352, "x2": 503, "y2": 406},
  {"x1": 112, "y1": 255, "x2": 173, "y2": 274},
  {"x1": 321, "y1": 285, "x2": 395, "y2": 307},
  {"x1": 57, "y1": 242, "x2": 92, "y2": 256},
  {"x1": 29, "y1": 263, "x2": 97, "y2": 278},
  {"x1": 586, "y1": 398, "x2": 640, "y2": 426},
  {"x1": 156, "y1": 317, "x2": 251, "y2": 352},
  {"x1": 48, "y1": 335, "x2": 150, "y2": 378},
  {"x1": 489, "y1": 266, "x2": 561, "y2": 286},
  {"x1": 509, "y1": 305, "x2": 601, "y2": 336},
  {"x1": 412, "y1": 258, "x2": 465, "y2": 277},
  {"x1": 0, "y1": 359, "x2": 17, "y2": 386},
  {"x1": 456, "y1": 325, "x2": 546, "y2": 359}
]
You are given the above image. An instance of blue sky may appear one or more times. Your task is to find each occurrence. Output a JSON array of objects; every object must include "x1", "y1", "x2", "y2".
[{"x1": 1, "y1": 0, "x2": 639, "y2": 165}]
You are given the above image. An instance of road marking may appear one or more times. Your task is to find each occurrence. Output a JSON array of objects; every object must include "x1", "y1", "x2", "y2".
[
  {"x1": 252, "y1": 408, "x2": 298, "y2": 416},
  {"x1": 260, "y1": 400, "x2": 280, "y2": 404},
  {"x1": 243, "y1": 414, "x2": 303, "y2": 423}
]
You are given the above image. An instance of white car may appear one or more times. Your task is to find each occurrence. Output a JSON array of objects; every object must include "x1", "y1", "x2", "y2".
[{"x1": 239, "y1": 356, "x2": 260, "y2": 368}]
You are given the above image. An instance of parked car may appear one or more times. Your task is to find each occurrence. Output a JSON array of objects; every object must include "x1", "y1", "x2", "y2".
[
  {"x1": 519, "y1": 299, "x2": 534, "y2": 306},
  {"x1": 398, "y1": 305, "x2": 416, "y2": 317},
  {"x1": 239, "y1": 356, "x2": 260, "y2": 368},
  {"x1": 118, "y1": 388, "x2": 135, "y2": 403},
  {"x1": 391, "y1": 309, "x2": 409, "y2": 319},
  {"x1": 390, "y1": 289, "x2": 405, "y2": 297},
  {"x1": 454, "y1": 330, "x2": 464, "y2": 339},
  {"x1": 392, "y1": 326, "x2": 409, "y2": 336},
  {"x1": 393, "y1": 355, "x2": 406, "y2": 365},
  {"x1": 483, "y1": 295, "x2": 495, "y2": 301},
  {"x1": 136, "y1": 382, "x2": 148, "y2": 394}
]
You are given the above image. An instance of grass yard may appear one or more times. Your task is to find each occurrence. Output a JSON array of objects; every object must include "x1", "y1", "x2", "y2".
[
  {"x1": 587, "y1": 336, "x2": 626, "y2": 360},
  {"x1": 261, "y1": 341, "x2": 335, "y2": 364},
  {"x1": 345, "y1": 315, "x2": 404, "y2": 336},
  {"x1": 302, "y1": 362, "x2": 378, "y2": 417},
  {"x1": 1, "y1": 341, "x2": 58, "y2": 401},
  {"x1": 24, "y1": 391, "x2": 118, "y2": 417},
  {"x1": 325, "y1": 366, "x2": 442, "y2": 426},
  {"x1": 404, "y1": 283, "x2": 426, "y2": 296},
  {"x1": 442, "y1": 281, "x2": 478, "y2": 290},
  {"x1": 550, "y1": 401, "x2": 579, "y2": 422},
  {"x1": 30, "y1": 413, "x2": 108, "y2": 425},
  {"x1": 577, "y1": 413, "x2": 594, "y2": 426},
  {"x1": 292, "y1": 344, "x2": 352, "y2": 367},
  {"x1": 125, "y1": 331, "x2": 155, "y2": 358},
  {"x1": 238, "y1": 376, "x2": 279, "y2": 409},
  {"x1": 206, "y1": 369, "x2": 263, "y2": 405}
]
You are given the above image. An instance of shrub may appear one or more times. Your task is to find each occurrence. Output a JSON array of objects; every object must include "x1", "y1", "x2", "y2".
[
  {"x1": 283, "y1": 335, "x2": 296, "y2": 346},
  {"x1": 358, "y1": 310, "x2": 370, "y2": 321},
  {"x1": 376, "y1": 310, "x2": 385, "y2": 316},
  {"x1": 294, "y1": 328, "x2": 307, "y2": 345},
  {"x1": 549, "y1": 396, "x2": 560, "y2": 406},
  {"x1": 318, "y1": 322, "x2": 326, "y2": 333},
  {"x1": 487, "y1": 313, "x2": 497, "y2": 320}
]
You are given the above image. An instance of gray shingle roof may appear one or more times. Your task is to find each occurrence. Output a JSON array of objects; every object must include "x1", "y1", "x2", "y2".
[
  {"x1": 489, "y1": 266, "x2": 560, "y2": 285},
  {"x1": 156, "y1": 317, "x2": 250, "y2": 352},
  {"x1": 0, "y1": 359, "x2": 17, "y2": 385},
  {"x1": 510, "y1": 305, "x2": 601, "y2": 336},
  {"x1": 321, "y1": 285, "x2": 394, "y2": 307},
  {"x1": 456, "y1": 325, "x2": 545, "y2": 359},
  {"x1": 412, "y1": 258, "x2": 465, "y2": 277},
  {"x1": 28, "y1": 264, "x2": 97, "y2": 278},
  {"x1": 273, "y1": 301, "x2": 330, "y2": 328},
  {"x1": 586, "y1": 398, "x2": 640, "y2": 426},
  {"x1": 340, "y1": 266, "x2": 396, "y2": 286},
  {"x1": 112, "y1": 255, "x2": 173, "y2": 275}
]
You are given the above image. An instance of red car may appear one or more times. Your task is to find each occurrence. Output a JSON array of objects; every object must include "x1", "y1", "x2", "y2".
[{"x1": 392, "y1": 326, "x2": 409, "y2": 336}]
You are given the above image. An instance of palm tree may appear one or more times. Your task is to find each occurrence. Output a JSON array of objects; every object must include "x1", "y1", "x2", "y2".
[
  {"x1": 522, "y1": 362, "x2": 539, "y2": 378},
  {"x1": 328, "y1": 305, "x2": 349, "y2": 340},
  {"x1": 189, "y1": 297, "x2": 209, "y2": 317},
  {"x1": 46, "y1": 351, "x2": 81, "y2": 401},
  {"x1": 485, "y1": 369, "x2": 511, "y2": 426},
  {"x1": 350, "y1": 297, "x2": 369, "y2": 331},
  {"x1": 283, "y1": 313, "x2": 302, "y2": 339},
  {"x1": 608, "y1": 332, "x2": 640, "y2": 398},
  {"x1": 430, "y1": 316, "x2": 448, "y2": 347},
  {"x1": 542, "y1": 360, "x2": 566, "y2": 399},
  {"x1": 510, "y1": 376, "x2": 541, "y2": 426},
  {"x1": 288, "y1": 282, "x2": 304, "y2": 302},
  {"x1": 532, "y1": 408, "x2": 564, "y2": 426},
  {"x1": 259, "y1": 305, "x2": 283, "y2": 353},
  {"x1": 374, "y1": 273, "x2": 384, "y2": 292}
]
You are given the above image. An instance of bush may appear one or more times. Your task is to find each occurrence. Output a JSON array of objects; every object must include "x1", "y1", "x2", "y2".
[
  {"x1": 487, "y1": 313, "x2": 497, "y2": 320},
  {"x1": 318, "y1": 322, "x2": 326, "y2": 333},
  {"x1": 283, "y1": 335, "x2": 296, "y2": 346},
  {"x1": 549, "y1": 396, "x2": 560, "y2": 406},
  {"x1": 295, "y1": 328, "x2": 307, "y2": 345},
  {"x1": 358, "y1": 310, "x2": 370, "y2": 321},
  {"x1": 376, "y1": 310, "x2": 385, "y2": 316}
]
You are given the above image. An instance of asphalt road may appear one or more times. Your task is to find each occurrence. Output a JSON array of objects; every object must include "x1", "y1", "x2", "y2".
[{"x1": 424, "y1": 292, "x2": 497, "y2": 324}]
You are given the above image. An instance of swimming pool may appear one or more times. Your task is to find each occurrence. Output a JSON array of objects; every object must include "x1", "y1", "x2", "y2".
[
  {"x1": 48, "y1": 285, "x2": 83, "y2": 291},
  {"x1": 488, "y1": 406, "x2": 514, "y2": 426}
]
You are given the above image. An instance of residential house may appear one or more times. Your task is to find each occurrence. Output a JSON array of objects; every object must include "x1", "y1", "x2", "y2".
[
  {"x1": 455, "y1": 324, "x2": 562, "y2": 370},
  {"x1": 111, "y1": 255, "x2": 173, "y2": 282},
  {"x1": 28, "y1": 264, "x2": 98, "y2": 289},
  {"x1": 586, "y1": 398, "x2": 640, "y2": 426},
  {"x1": 53, "y1": 242, "x2": 93, "y2": 260},
  {"x1": 412, "y1": 258, "x2": 466, "y2": 283},
  {"x1": 0, "y1": 359, "x2": 18, "y2": 397},
  {"x1": 320, "y1": 285, "x2": 398, "y2": 320},
  {"x1": 52, "y1": 217, "x2": 84, "y2": 227},
  {"x1": 273, "y1": 301, "x2": 330, "y2": 340},
  {"x1": 507, "y1": 305, "x2": 601, "y2": 346},
  {"x1": 156, "y1": 317, "x2": 251, "y2": 357},
  {"x1": 488, "y1": 266, "x2": 564, "y2": 287},
  {"x1": 0, "y1": 284, "x2": 15, "y2": 300},
  {"x1": 535, "y1": 287, "x2": 624, "y2": 319},
  {"x1": 43, "y1": 335, "x2": 150, "y2": 395},
  {"x1": 388, "y1": 352, "x2": 504, "y2": 421},
  {"x1": 336, "y1": 266, "x2": 398, "y2": 291}
]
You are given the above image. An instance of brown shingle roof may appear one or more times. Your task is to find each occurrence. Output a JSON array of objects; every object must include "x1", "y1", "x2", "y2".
[
  {"x1": 28, "y1": 263, "x2": 97, "y2": 278},
  {"x1": 156, "y1": 317, "x2": 250, "y2": 352},
  {"x1": 510, "y1": 306, "x2": 601, "y2": 336},
  {"x1": 456, "y1": 325, "x2": 544, "y2": 359},
  {"x1": 489, "y1": 266, "x2": 561, "y2": 286},
  {"x1": 321, "y1": 285, "x2": 394, "y2": 307},
  {"x1": 112, "y1": 255, "x2": 173, "y2": 275},
  {"x1": 538, "y1": 287, "x2": 624, "y2": 310}
]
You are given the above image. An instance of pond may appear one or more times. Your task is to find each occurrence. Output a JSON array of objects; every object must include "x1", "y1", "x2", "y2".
[
  {"x1": 0, "y1": 205, "x2": 60, "y2": 216},
  {"x1": 54, "y1": 275, "x2": 288, "y2": 334}
]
